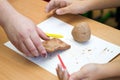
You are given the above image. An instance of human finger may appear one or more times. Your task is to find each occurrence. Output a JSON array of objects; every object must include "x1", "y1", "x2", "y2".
[
  {"x1": 46, "y1": 0, "x2": 67, "y2": 13},
  {"x1": 63, "y1": 70, "x2": 69, "y2": 80},
  {"x1": 36, "y1": 27, "x2": 49, "y2": 40},
  {"x1": 46, "y1": 0, "x2": 57, "y2": 12},
  {"x1": 23, "y1": 38, "x2": 39, "y2": 57},
  {"x1": 30, "y1": 31, "x2": 47, "y2": 57},
  {"x1": 19, "y1": 41, "x2": 33, "y2": 57},
  {"x1": 55, "y1": 4, "x2": 76, "y2": 15},
  {"x1": 58, "y1": 64, "x2": 64, "y2": 79},
  {"x1": 12, "y1": 39, "x2": 33, "y2": 57},
  {"x1": 56, "y1": 66, "x2": 61, "y2": 80},
  {"x1": 69, "y1": 71, "x2": 85, "y2": 80}
]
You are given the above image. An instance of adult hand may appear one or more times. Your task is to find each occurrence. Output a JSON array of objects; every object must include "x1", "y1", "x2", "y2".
[
  {"x1": 0, "y1": 0, "x2": 49, "y2": 57},
  {"x1": 3, "y1": 13, "x2": 49, "y2": 57},
  {"x1": 46, "y1": 0, "x2": 91, "y2": 15}
]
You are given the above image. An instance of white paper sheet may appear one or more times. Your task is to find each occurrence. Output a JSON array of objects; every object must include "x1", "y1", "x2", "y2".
[{"x1": 4, "y1": 17, "x2": 120, "y2": 75}]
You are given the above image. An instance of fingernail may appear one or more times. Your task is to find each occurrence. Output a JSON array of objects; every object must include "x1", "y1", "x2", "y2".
[
  {"x1": 42, "y1": 53, "x2": 47, "y2": 58},
  {"x1": 41, "y1": 50, "x2": 47, "y2": 58}
]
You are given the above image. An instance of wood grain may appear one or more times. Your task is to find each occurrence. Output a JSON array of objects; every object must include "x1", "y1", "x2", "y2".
[{"x1": 0, "y1": 0, "x2": 120, "y2": 80}]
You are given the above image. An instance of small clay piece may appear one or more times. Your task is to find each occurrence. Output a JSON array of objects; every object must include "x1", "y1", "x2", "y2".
[{"x1": 72, "y1": 22, "x2": 91, "y2": 42}]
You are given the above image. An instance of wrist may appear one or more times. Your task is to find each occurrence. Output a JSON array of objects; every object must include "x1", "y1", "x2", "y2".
[
  {"x1": 86, "y1": 0, "x2": 106, "y2": 11},
  {"x1": 85, "y1": 1, "x2": 99, "y2": 11},
  {"x1": 87, "y1": 0, "x2": 120, "y2": 11},
  {"x1": 0, "y1": 0, "x2": 19, "y2": 28},
  {"x1": 99, "y1": 62, "x2": 120, "y2": 79}
]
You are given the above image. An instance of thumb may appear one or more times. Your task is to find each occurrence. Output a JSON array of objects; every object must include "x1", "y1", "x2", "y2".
[
  {"x1": 69, "y1": 71, "x2": 86, "y2": 80},
  {"x1": 56, "y1": 5, "x2": 74, "y2": 15}
]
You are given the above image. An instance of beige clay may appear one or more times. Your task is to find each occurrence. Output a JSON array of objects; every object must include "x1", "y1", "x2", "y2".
[{"x1": 72, "y1": 22, "x2": 91, "y2": 42}]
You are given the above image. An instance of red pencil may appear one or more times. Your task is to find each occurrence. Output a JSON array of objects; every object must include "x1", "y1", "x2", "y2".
[
  {"x1": 57, "y1": 54, "x2": 66, "y2": 69},
  {"x1": 57, "y1": 54, "x2": 70, "y2": 77}
]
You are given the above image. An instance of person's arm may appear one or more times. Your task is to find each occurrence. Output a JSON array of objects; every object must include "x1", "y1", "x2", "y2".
[
  {"x1": 46, "y1": 0, "x2": 120, "y2": 15},
  {"x1": 56, "y1": 61, "x2": 120, "y2": 80},
  {"x1": 88, "y1": 0, "x2": 120, "y2": 10},
  {"x1": 69, "y1": 61, "x2": 120, "y2": 80},
  {"x1": 0, "y1": 0, "x2": 13, "y2": 26},
  {"x1": 99, "y1": 61, "x2": 120, "y2": 78},
  {"x1": 0, "y1": 0, "x2": 49, "y2": 57}
]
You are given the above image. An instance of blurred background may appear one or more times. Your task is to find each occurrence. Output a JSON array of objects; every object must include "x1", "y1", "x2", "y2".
[{"x1": 82, "y1": 8, "x2": 120, "y2": 30}]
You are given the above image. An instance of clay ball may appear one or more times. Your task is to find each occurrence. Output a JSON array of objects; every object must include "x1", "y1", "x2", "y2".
[{"x1": 72, "y1": 22, "x2": 91, "y2": 42}]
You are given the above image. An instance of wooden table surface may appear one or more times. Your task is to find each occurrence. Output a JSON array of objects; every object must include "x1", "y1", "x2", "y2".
[{"x1": 0, "y1": 0, "x2": 120, "y2": 80}]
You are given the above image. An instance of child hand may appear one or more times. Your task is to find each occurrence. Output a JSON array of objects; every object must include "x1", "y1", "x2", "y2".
[
  {"x1": 56, "y1": 64, "x2": 69, "y2": 80},
  {"x1": 46, "y1": 0, "x2": 91, "y2": 15},
  {"x1": 56, "y1": 63, "x2": 102, "y2": 80}
]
